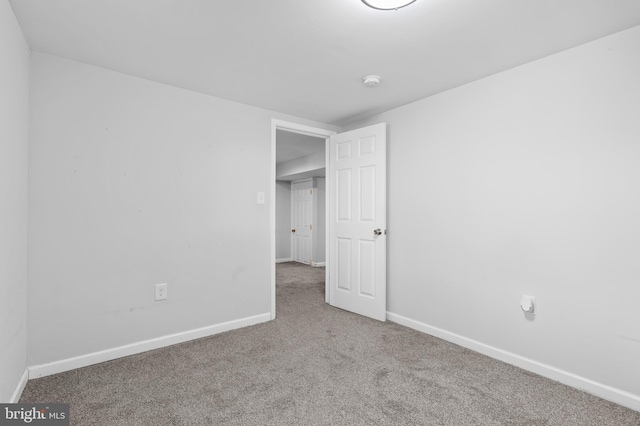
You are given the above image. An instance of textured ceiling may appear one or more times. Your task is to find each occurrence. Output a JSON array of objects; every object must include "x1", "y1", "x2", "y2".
[{"x1": 10, "y1": 0, "x2": 640, "y2": 126}]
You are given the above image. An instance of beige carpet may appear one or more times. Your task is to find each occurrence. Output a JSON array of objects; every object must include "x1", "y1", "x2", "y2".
[{"x1": 20, "y1": 262, "x2": 640, "y2": 425}]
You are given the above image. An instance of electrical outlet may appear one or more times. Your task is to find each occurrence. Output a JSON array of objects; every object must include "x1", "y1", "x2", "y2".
[{"x1": 155, "y1": 283, "x2": 167, "y2": 301}]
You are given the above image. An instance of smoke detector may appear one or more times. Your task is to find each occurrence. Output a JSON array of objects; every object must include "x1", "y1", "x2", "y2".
[{"x1": 363, "y1": 75, "x2": 382, "y2": 88}]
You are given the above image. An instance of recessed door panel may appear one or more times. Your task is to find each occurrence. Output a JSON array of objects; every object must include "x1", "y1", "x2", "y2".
[
  {"x1": 337, "y1": 238, "x2": 351, "y2": 291},
  {"x1": 359, "y1": 240, "x2": 376, "y2": 297},
  {"x1": 337, "y1": 140, "x2": 352, "y2": 160},
  {"x1": 337, "y1": 169, "x2": 351, "y2": 222},
  {"x1": 359, "y1": 136, "x2": 376, "y2": 157},
  {"x1": 359, "y1": 165, "x2": 375, "y2": 223}
]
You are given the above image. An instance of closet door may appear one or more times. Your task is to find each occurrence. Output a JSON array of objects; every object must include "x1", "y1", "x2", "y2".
[{"x1": 291, "y1": 179, "x2": 313, "y2": 265}]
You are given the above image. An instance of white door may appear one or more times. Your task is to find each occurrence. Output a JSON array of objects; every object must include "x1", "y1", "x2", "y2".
[
  {"x1": 328, "y1": 123, "x2": 386, "y2": 321},
  {"x1": 292, "y1": 179, "x2": 313, "y2": 265}
]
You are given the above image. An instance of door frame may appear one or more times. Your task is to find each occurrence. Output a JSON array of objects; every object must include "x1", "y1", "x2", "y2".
[{"x1": 270, "y1": 119, "x2": 336, "y2": 319}]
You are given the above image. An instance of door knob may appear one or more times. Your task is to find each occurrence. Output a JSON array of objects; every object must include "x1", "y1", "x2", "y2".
[
  {"x1": 374, "y1": 229, "x2": 382, "y2": 236},
  {"x1": 291, "y1": 229, "x2": 296, "y2": 233}
]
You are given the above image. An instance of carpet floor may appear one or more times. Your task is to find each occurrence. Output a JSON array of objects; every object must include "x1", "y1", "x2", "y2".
[{"x1": 20, "y1": 262, "x2": 640, "y2": 425}]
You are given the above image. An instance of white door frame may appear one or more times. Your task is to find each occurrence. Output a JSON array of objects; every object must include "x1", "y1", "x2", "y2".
[{"x1": 271, "y1": 119, "x2": 336, "y2": 319}]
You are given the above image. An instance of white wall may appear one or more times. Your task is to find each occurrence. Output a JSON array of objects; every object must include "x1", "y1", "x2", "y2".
[
  {"x1": 0, "y1": 0, "x2": 29, "y2": 402},
  {"x1": 349, "y1": 25, "x2": 640, "y2": 407},
  {"x1": 276, "y1": 180, "x2": 291, "y2": 261},
  {"x1": 28, "y1": 52, "x2": 335, "y2": 368}
]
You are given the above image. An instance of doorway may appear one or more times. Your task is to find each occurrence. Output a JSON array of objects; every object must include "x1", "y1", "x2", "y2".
[
  {"x1": 270, "y1": 120, "x2": 336, "y2": 319},
  {"x1": 271, "y1": 121, "x2": 388, "y2": 322}
]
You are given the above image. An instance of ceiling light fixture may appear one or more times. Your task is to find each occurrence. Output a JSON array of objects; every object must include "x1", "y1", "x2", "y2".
[
  {"x1": 363, "y1": 75, "x2": 382, "y2": 88},
  {"x1": 361, "y1": 0, "x2": 417, "y2": 11}
]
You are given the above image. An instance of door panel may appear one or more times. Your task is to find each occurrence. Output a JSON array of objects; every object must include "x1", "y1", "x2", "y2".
[
  {"x1": 337, "y1": 238, "x2": 351, "y2": 290},
  {"x1": 329, "y1": 123, "x2": 386, "y2": 321}
]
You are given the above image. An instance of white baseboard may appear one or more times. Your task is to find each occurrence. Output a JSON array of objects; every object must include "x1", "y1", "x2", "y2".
[
  {"x1": 386, "y1": 312, "x2": 640, "y2": 413},
  {"x1": 276, "y1": 258, "x2": 293, "y2": 263},
  {"x1": 28, "y1": 312, "x2": 271, "y2": 379},
  {"x1": 9, "y1": 369, "x2": 29, "y2": 403},
  {"x1": 311, "y1": 262, "x2": 325, "y2": 267}
]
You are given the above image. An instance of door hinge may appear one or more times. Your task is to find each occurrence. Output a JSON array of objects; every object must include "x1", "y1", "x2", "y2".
[
  {"x1": 310, "y1": 224, "x2": 313, "y2": 230},
  {"x1": 310, "y1": 189, "x2": 313, "y2": 195}
]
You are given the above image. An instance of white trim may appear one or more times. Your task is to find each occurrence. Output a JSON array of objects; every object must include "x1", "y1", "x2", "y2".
[
  {"x1": 9, "y1": 369, "x2": 29, "y2": 403},
  {"x1": 325, "y1": 134, "x2": 330, "y2": 304},
  {"x1": 272, "y1": 120, "x2": 336, "y2": 139},
  {"x1": 387, "y1": 312, "x2": 640, "y2": 412},
  {"x1": 271, "y1": 122, "x2": 277, "y2": 319},
  {"x1": 288, "y1": 178, "x2": 294, "y2": 270},
  {"x1": 311, "y1": 262, "x2": 325, "y2": 267},
  {"x1": 271, "y1": 119, "x2": 336, "y2": 320},
  {"x1": 28, "y1": 313, "x2": 271, "y2": 379},
  {"x1": 276, "y1": 257, "x2": 293, "y2": 263}
]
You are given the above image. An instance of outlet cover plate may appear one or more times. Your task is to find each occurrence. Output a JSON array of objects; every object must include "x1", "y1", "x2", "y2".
[{"x1": 155, "y1": 283, "x2": 167, "y2": 301}]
